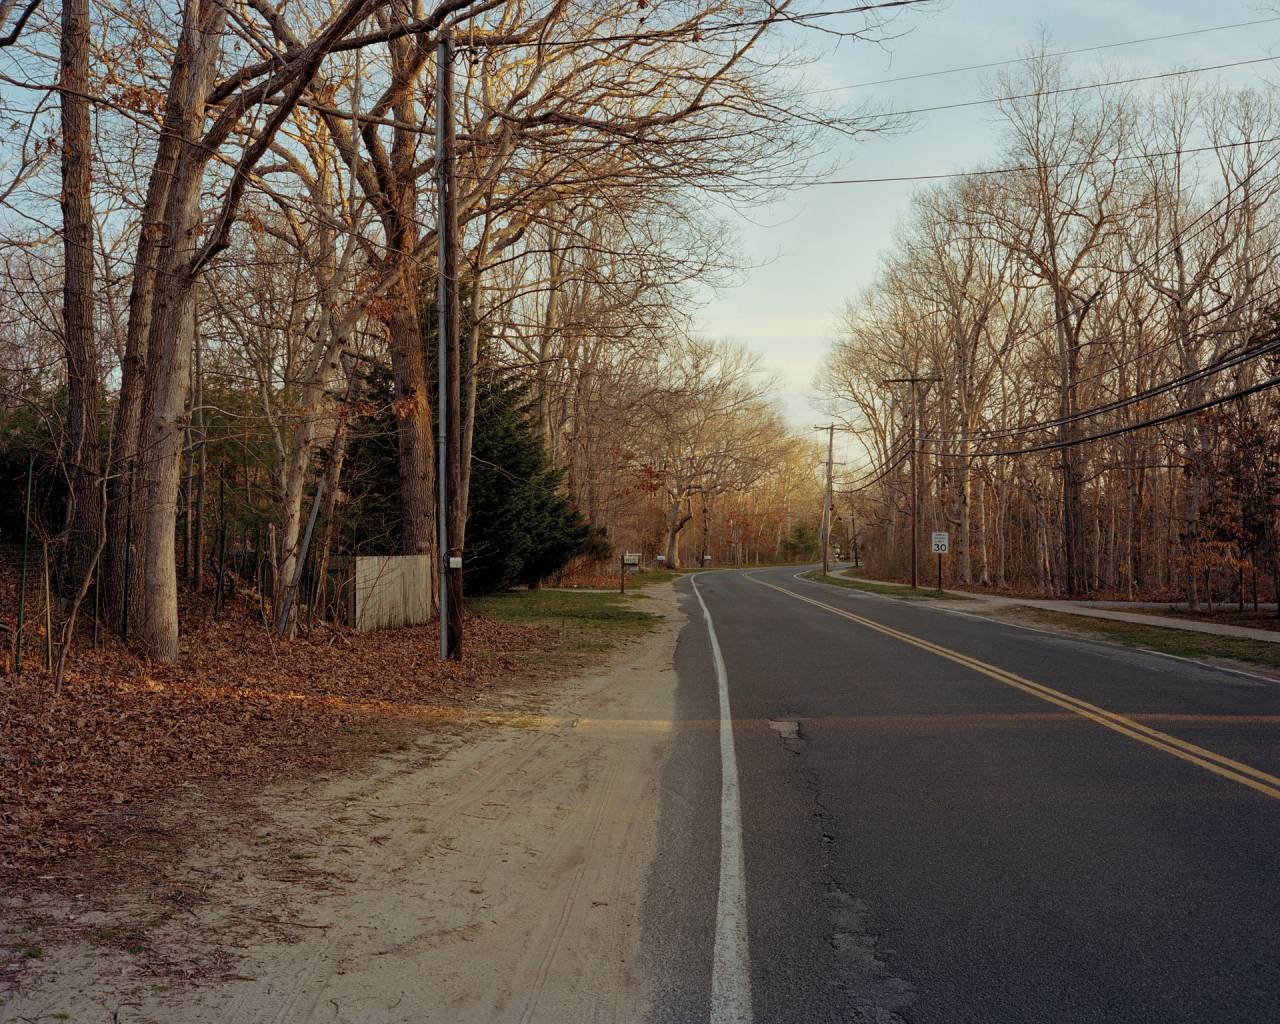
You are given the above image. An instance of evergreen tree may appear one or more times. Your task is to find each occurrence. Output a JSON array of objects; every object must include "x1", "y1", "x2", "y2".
[
  {"x1": 336, "y1": 362, "x2": 596, "y2": 590},
  {"x1": 465, "y1": 372, "x2": 594, "y2": 594},
  {"x1": 780, "y1": 521, "x2": 820, "y2": 561},
  {"x1": 336, "y1": 364, "x2": 404, "y2": 556}
]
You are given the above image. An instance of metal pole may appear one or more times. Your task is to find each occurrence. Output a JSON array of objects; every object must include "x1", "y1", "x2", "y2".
[
  {"x1": 435, "y1": 34, "x2": 451, "y2": 660},
  {"x1": 620, "y1": 554, "x2": 625, "y2": 594},
  {"x1": 15, "y1": 454, "x2": 33, "y2": 671},
  {"x1": 443, "y1": 33, "x2": 464, "y2": 661},
  {"x1": 937, "y1": 552, "x2": 943, "y2": 593}
]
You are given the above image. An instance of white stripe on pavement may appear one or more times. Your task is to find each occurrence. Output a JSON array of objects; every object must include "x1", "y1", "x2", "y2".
[{"x1": 692, "y1": 574, "x2": 753, "y2": 1024}]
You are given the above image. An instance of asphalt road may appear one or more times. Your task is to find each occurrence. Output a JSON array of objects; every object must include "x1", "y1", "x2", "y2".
[{"x1": 644, "y1": 565, "x2": 1280, "y2": 1024}]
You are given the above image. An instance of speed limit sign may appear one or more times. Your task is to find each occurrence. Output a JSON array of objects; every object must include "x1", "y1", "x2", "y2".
[{"x1": 931, "y1": 531, "x2": 950, "y2": 554}]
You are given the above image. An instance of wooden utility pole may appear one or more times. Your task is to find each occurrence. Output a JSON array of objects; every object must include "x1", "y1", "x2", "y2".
[
  {"x1": 436, "y1": 33, "x2": 463, "y2": 660},
  {"x1": 886, "y1": 376, "x2": 940, "y2": 590},
  {"x1": 848, "y1": 494, "x2": 860, "y2": 568},
  {"x1": 815, "y1": 424, "x2": 835, "y2": 575}
]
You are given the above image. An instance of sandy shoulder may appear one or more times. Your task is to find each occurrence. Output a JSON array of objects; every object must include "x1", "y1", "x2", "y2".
[{"x1": 2, "y1": 585, "x2": 685, "y2": 1024}]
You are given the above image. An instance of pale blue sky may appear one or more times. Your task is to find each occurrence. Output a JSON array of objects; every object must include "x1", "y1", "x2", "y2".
[{"x1": 697, "y1": 1, "x2": 1280, "y2": 432}]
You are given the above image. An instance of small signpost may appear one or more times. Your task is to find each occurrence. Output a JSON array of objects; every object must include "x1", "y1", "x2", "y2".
[
  {"x1": 931, "y1": 531, "x2": 949, "y2": 592},
  {"x1": 620, "y1": 552, "x2": 640, "y2": 593}
]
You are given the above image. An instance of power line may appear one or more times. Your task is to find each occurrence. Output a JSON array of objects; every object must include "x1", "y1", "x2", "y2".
[
  {"x1": 821, "y1": 17, "x2": 1280, "y2": 92},
  {"x1": 842, "y1": 436, "x2": 910, "y2": 492},
  {"x1": 832, "y1": 152, "x2": 1280, "y2": 438},
  {"x1": 923, "y1": 331, "x2": 1280, "y2": 447},
  {"x1": 876, "y1": 272, "x2": 1280, "y2": 453},
  {"x1": 973, "y1": 373, "x2": 1280, "y2": 458},
  {"x1": 456, "y1": 1, "x2": 933, "y2": 51},
  {"x1": 455, "y1": 68, "x2": 1280, "y2": 190},
  {"x1": 932, "y1": 142, "x2": 1280, "y2": 388},
  {"x1": 838, "y1": 273, "x2": 1280, "y2": 468},
  {"x1": 1065, "y1": 262, "x2": 1280, "y2": 394},
  {"x1": 844, "y1": 372, "x2": 1280, "y2": 478},
  {"x1": 802, "y1": 133, "x2": 1280, "y2": 186},
  {"x1": 886, "y1": 324, "x2": 1280, "y2": 457},
  {"x1": 883, "y1": 54, "x2": 1278, "y2": 121}
]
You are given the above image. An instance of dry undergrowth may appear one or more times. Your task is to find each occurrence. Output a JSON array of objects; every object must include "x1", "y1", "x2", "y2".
[{"x1": 1, "y1": 590, "x2": 559, "y2": 892}]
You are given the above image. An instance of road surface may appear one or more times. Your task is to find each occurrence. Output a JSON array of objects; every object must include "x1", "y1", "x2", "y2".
[
  {"x1": 6, "y1": 569, "x2": 1278, "y2": 1023},
  {"x1": 647, "y1": 565, "x2": 1280, "y2": 1024}
]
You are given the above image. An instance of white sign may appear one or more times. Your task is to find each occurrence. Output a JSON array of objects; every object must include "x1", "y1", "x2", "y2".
[
  {"x1": 448, "y1": 555, "x2": 463, "y2": 569},
  {"x1": 623, "y1": 552, "x2": 641, "y2": 565},
  {"x1": 931, "y1": 531, "x2": 950, "y2": 554}
]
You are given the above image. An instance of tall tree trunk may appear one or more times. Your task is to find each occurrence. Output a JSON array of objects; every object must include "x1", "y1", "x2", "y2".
[
  {"x1": 58, "y1": 0, "x2": 100, "y2": 593},
  {"x1": 136, "y1": 264, "x2": 199, "y2": 659},
  {"x1": 130, "y1": 0, "x2": 227, "y2": 659},
  {"x1": 313, "y1": 360, "x2": 357, "y2": 622},
  {"x1": 665, "y1": 499, "x2": 691, "y2": 568},
  {"x1": 977, "y1": 476, "x2": 990, "y2": 586},
  {"x1": 182, "y1": 417, "x2": 193, "y2": 582},
  {"x1": 386, "y1": 275, "x2": 436, "y2": 562},
  {"x1": 1053, "y1": 297, "x2": 1085, "y2": 596},
  {"x1": 536, "y1": 226, "x2": 564, "y2": 450},
  {"x1": 102, "y1": 22, "x2": 187, "y2": 629},
  {"x1": 995, "y1": 486, "x2": 1007, "y2": 588},
  {"x1": 459, "y1": 265, "x2": 487, "y2": 538},
  {"x1": 193, "y1": 328, "x2": 206, "y2": 588},
  {"x1": 955, "y1": 431, "x2": 972, "y2": 584},
  {"x1": 276, "y1": 444, "x2": 310, "y2": 611}
]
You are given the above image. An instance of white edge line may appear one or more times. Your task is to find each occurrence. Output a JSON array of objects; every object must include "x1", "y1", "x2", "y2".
[
  {"x1": 691, "y1": 574, "x2": 753, "y2": 1024},
  {"x1": 789, "y1": 566, "x2": 896, "y2": 599}
]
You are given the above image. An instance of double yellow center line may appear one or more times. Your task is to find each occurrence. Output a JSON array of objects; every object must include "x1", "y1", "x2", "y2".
[{"x1": 750, "y1": 576, "x2": 1280, "y2": 802}]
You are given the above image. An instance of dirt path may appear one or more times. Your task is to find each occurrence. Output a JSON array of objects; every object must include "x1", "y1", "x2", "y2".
[{"x1": 3, "y1": 586, "x2": 684, "y2": 1023}]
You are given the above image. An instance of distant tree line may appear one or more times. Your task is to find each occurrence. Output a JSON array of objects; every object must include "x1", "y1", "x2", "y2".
[{"x1": 824, "y1": 57, "x2": 1280, "y2": 606}]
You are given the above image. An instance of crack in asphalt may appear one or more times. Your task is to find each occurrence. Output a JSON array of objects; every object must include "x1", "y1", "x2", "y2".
[{"x1": 785, "y1": 719, "x2": 917, "y2": 1023}]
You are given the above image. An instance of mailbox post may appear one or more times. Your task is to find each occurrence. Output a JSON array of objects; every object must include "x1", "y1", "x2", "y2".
[{"x1": 620, "y1": 552, "x2": 640, "y2": 593}]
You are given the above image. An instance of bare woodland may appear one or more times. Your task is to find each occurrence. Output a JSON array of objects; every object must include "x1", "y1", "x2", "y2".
[
  {"x1": 8, "y1": 0, "x2": 1279, "y2": 681},
  {"x1": 823, "y1": 60, "x2": 1280, "y2": 606},
  {"x1": 0, "y1": 0, "x2": 914, "y2": 667}
]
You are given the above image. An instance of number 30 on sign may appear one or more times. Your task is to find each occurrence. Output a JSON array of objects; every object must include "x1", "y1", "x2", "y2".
[{"x1": 931, "y1": 531, "x2": 949, "y2": 554}]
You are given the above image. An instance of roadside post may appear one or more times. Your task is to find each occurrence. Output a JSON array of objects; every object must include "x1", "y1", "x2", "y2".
[
  {"x1": 620, "y1": 552, "x2": 640, "y2": 593},
  {"x1": 931, "y1": 531, "x2": 949, "y2": 592}
]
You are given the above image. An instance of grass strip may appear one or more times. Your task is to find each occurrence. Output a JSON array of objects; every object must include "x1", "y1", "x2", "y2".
[
  {"x1": 471, "y1": 588, "x2": 660, "y2": 655},
  {"x1": 802, "y1": 571, "x2": 959, "y2": 600},
  {"x1": 999, "y1": 607, "x2": 1280, "y2": 671}
]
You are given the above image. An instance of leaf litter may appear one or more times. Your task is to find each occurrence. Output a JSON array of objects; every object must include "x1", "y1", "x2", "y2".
[{"x1": 1, "y1": 592, "x2": 559, "y2": 889}]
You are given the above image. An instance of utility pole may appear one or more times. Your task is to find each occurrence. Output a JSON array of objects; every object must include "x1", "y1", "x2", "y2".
[
  {"x1": 815, "y1": 424, "x2": 835, "y2": 575},
  {"x1": 436, "y1": 33, "x2": 463, "y2": 660},
  {"x1": 848, "y1": 492, "x2": 860, "y2": 568},
  {"x1": 885, "y1": 376, "x2": 940, "y2": 590}
]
